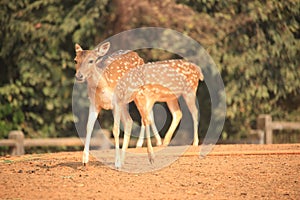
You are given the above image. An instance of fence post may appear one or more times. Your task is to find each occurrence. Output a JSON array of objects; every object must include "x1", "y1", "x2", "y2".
[
  {"x1": 8, "y1": 131, "x2": 25, "y2": 155},
  {"x1": 257, "y1": 130, "x2": 265, "y2": 144},
  {"x1": 257, "y1": 115, "x2": 272, "y2": 144}
]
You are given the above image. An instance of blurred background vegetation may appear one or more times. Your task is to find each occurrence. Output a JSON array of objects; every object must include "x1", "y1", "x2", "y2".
[{"x1": 0, "y1": 0, "x2": 299, "y2": 148}]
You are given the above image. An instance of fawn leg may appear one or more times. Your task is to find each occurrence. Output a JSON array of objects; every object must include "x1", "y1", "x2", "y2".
[
  {"x1": 137, "y1": 110, "x2": 162, "y2": 147},
  {"x1": 134, "y1": 94, "x2": 157, "y2": 162},
  {"x1": 136, "y1": 124, "x2": 145, "y2": 148},
  {"x1": 144, "y1": 109, "x2": 155, "y2": 163},
  {"x1": 135, "y1": 97, "x2": 155, "y2": 163},
  {"x1": 163, "y1": 99, "x2": 182, "y2": 146},
  {"x1": 150, "y1": 110, "x2": 162, "y2": 146},
  {"x1": 146, "y1": 124, "x2": 154, "y2": 164},
  {"x1": 183, "y1": 93, "x2": 199, "y2": 146},
  {"x1": 83, "y1": 104, "x2": 100, "y2": 165}
]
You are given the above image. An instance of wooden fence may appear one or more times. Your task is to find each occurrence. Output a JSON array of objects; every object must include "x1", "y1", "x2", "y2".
[
  {"x1": 1, "y1": 114, "x2": 300, "y2": 155},
  {"x1": 0, "y1": 130, "x2": 136, "y2": 156},
  {"x1": 257, "y1": 114, "x2": 300, "y2": 144}
]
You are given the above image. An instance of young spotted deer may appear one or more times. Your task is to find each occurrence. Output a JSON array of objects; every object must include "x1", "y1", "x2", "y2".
[
  {"x1": 112, "y1": 60, "x2": 204, "y2": 167},
  {"x1": 135, "y1": 60, "x2": 204, "y2": 147}
]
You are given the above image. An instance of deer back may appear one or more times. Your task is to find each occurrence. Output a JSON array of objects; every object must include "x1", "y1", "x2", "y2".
[
  {"x1": 149, "y1": 60, "x2": 204, "y2": 92},
  {"x1": 114, "y1": 61, "x2": 200, "y2": 103},
  {"x1": 96, "y1": 51, "x2": 145, "y2": 90}
]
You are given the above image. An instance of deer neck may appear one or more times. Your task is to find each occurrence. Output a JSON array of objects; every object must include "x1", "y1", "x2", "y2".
[
  {"x1": 86, "y1": 66, "x2": 114, "y2": 110},
  {"x1": 86, "y1": 66, "x2": 108, "y2": 89}
]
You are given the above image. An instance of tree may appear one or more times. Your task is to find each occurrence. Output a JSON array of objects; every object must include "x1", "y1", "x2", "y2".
[
  {"x1": 108, "y1": 0, "x2": 300, "y2": 140},
  {"x1": 0, "y1": 0, "x2": 299, "y2": 144},
  {"x1": 0, "y1": 0, "x2": 109, "y2": 138},
  {"x1": 207, "y1": 0, "x2": 300, "y2": 138}
]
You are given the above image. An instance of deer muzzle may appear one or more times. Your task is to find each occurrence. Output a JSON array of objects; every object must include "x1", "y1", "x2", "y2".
[{"x1": 75, "y1": 72, "x2": 85, "y2": 82}]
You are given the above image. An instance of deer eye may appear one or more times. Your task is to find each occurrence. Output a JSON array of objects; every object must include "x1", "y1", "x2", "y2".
[{"x1": 88, "y1": 59, "x2": 94, "y2": 64}]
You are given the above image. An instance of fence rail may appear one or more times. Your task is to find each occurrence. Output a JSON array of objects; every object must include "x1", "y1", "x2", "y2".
[
  {"x1": 257, "y1": 114, "x2": 300, "y2": 144},
  {"x1": 0, "y1": 130, "x2": 137, "y2": 156},
  {"x1": 1, "y1": 114, "x2": 299, "y2": 155}
]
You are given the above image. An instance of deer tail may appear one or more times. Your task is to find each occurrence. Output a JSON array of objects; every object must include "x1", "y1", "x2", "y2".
[{"x1": 192, "y1": 63, "x2": 204, "y2": 81}]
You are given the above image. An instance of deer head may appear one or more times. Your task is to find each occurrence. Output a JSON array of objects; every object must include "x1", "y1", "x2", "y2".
[{"x1": 74, "y1": 42, "x2": 110, "y2": 83}]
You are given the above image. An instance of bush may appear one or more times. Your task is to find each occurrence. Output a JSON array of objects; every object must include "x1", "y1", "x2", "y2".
[{"x1": 0, "y1": 0, "x2": 109, "y2": 138}]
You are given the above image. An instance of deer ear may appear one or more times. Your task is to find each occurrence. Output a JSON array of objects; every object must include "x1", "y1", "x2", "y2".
[
  {"x1": 75, "y1": 44, "x2": 83, "y2": 52},
  {"x1": 97, "y1": 42, "x2": 110, "y2": 56}
]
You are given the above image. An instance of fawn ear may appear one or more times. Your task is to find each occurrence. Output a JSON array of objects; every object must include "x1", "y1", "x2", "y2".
[
  {"x1": 97, "y1": 42, "x2": 110, "y2": 56},
  {"x1": 75, "y1": 44, "x2": 83, "y2": 52}
]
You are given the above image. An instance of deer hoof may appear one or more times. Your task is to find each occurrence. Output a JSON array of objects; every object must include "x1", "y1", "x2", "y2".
[
  {"x1": 82, "y1": 151, "x2": 89, "y2": 165},
  {"x1": 156, "y1": 138, "x2": 162, "y2": 146},
  {"x1": 192, "y1": 140, "x2": 199, "y2": 146},
  {"x1": 115, "y1": 160, "x2": 122, "y2": 169},
  {"x1": 162, "y1": 139, "x2": 170, "y2": 146},
  {"x1": 148, "y1": 153, "x2": 155, "y2": 164},
  {"x1": 115, "y1": 154, "x2": 122, "y2": 169},
  {"x1": 136, "y1": 140, "x2": 143, "y2": 148}
]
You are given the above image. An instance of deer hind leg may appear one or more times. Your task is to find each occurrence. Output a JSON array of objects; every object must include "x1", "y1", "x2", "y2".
[
  {"x1": 120, "y1": 105, "x2": 133, "y2": 166},
  {"x1": 183, "y1": 93, "x2": 199, "y2": 146},
  {"x1": 163, "y1": 99, "x2": 182, "y2": 146},
  {"x1": 83, "y1": 104, "x2": 100, "y2": 165},
  {"x1": 112, "y1": 105, "x2": 121, "y2": 168}
]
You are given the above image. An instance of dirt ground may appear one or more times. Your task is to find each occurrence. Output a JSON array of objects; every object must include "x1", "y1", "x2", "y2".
[{"x1": 0, "y1": 144, "x2": 299, "y2": 200}]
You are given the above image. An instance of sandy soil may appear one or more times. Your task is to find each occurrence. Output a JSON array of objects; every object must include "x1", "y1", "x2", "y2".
[{"x1": 0, "y1": 144, "x2": 299, "y2": 200}]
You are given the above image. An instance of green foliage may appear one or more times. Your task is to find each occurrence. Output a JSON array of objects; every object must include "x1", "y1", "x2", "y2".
[
  {"x1": 110, "y1": 0, "x2": 300, "y2": 139},
  {"x1": 215, "y1": 1, "x2": 300, "y2": 137},
  {"x1": 202, "y1": 0, "x2": 300, "y2": 137},
  {"x1": 172, "y1": 0, "x2": 300, "y2": 138},
  {"x1": 0, "y1": 0, "x2": 299, "y2": 143},
  {"x1": 0, "y1": 0, "x2": 109, "y2": 138}
]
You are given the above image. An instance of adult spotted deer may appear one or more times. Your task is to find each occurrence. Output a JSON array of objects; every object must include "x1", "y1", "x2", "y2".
[
  {"x1": 74, "y1": 42, "x2": 154, "y2": 165},
  {"x1": 111, "y1": 60, "x2": 204, "y2": 167},
  {"x1": 75, "y1": 42, "x2": 178, "y2": 165}
]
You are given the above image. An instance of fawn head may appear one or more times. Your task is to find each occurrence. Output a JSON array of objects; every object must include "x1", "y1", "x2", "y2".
[{"x1": 74, "y1": 42, "x2": 110, "y2": 83}]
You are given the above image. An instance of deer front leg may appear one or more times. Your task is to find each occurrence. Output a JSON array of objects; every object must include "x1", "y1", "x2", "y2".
[
  {"x1": 112, "y1": 106, "x2": 121, "y2": 168},
  {"x1": 120, "y1": 105, "x2": 133, "y2": 166},
  {"x1": 83, "y1": 104, "x2": 100, "y2": 165}
]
